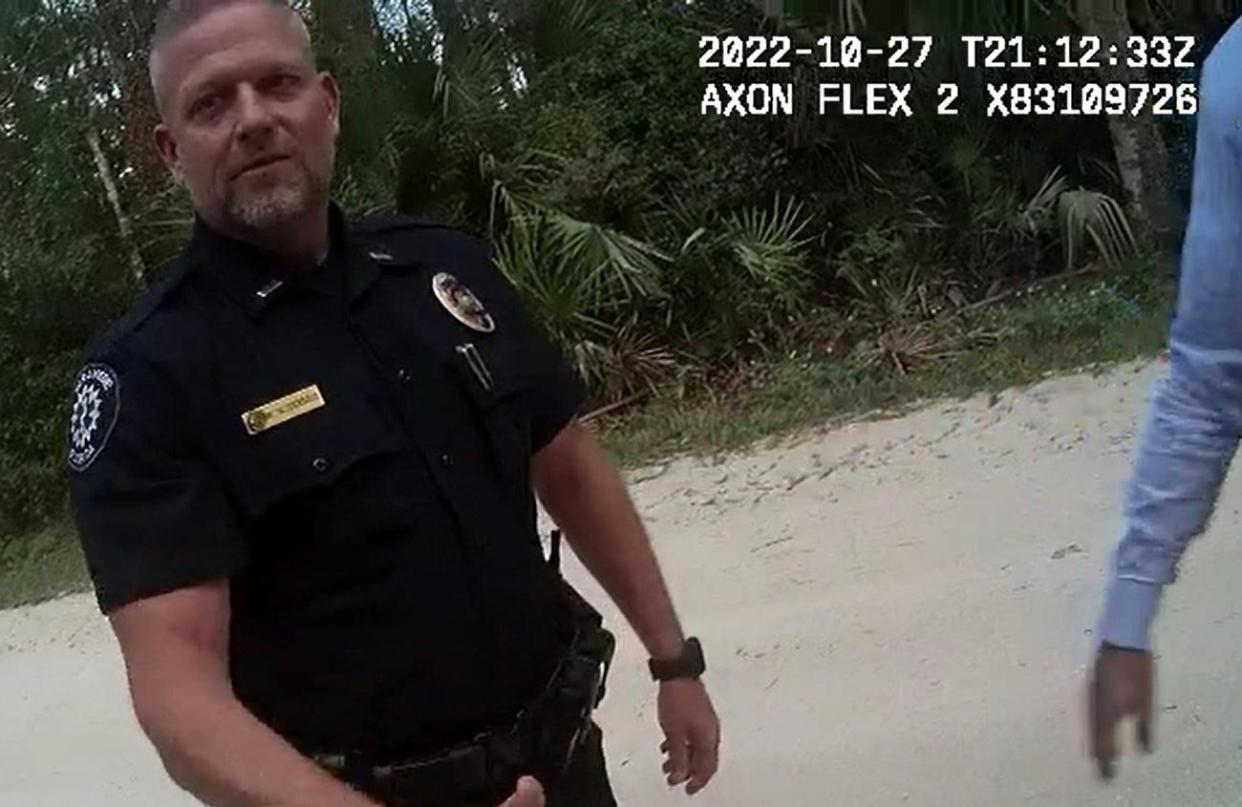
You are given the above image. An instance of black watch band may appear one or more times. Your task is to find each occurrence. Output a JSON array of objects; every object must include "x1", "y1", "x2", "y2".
[{"x1": 648, "y1": 637, "x2": 706, "y2": 682}]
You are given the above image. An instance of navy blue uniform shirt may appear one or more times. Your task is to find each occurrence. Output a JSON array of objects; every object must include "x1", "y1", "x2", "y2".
[{"x1": 66, "y1": 204, "x2": 586, "y2": 760}]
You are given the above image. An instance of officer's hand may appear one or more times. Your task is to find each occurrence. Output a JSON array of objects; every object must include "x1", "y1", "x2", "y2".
[
  {"x1": 658, "y1": 679, "x2": 720, "y2": 795},
  {"x1": 497, "y1": 776, "x2": 544, "y2": 807},
  {"x1": 1089, "y1": 643, "x2": 1155, "y2": 780}
]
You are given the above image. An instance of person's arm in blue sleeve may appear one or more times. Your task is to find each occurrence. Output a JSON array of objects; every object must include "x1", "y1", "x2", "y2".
[{"x1": 1098, "y1": 27, "x2": 1242, "y2": 651}]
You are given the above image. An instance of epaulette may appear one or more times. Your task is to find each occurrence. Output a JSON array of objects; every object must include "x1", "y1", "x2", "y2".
[{"x1": 86, "y1": 258, "x2": 195, "y2": 358}]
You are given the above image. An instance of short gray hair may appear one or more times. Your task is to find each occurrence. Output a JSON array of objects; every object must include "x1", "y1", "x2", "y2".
[{"x1": 148, "y1": 0, "x2": 315, "y2": 109}]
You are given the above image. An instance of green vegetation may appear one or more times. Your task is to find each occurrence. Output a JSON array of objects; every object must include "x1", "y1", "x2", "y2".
[
  {"x1": 0, "y1": 519, "x2": 88, "y2": 610},
  {"x1": 0, "y1": 0, "x2": 1229, "y2": 607},
  {"x1": 599, "y1": 265, "x2": 1175, "y2": 465}
]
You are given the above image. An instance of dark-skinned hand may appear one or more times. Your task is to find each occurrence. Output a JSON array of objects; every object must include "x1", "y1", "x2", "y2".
[{"x1": 1088, "y1": 643, "x2": 1155, "y2": 780}]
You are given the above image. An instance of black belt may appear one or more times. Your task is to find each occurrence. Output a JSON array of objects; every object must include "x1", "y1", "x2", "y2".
[{"x1": 314, "y1": 722, "x2": 537, "y2": 806}]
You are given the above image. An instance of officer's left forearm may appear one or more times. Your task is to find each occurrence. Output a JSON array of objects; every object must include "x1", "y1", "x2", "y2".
[{"x1": 532, "y1": 421, "x2": 686, "y2": 659}]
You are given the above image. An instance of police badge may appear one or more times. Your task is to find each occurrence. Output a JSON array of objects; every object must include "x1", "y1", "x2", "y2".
[{"x1": 432, "y1": 272, "x2": 496, "y2": 334}]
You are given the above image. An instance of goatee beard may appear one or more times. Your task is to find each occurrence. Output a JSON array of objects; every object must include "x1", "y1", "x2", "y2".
[{"x1": 229, "y1": 183, "x2": 310, "y2": 230}]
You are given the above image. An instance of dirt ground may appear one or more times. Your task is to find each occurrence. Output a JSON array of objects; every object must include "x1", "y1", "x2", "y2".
[{"x1": 8, "y1": 357, "x2": 1242, "y2": 806}]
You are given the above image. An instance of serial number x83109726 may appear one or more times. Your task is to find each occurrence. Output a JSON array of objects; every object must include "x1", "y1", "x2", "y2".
[{"x1": 984, "y1": 82, "x2": 1198, "y2": 117}]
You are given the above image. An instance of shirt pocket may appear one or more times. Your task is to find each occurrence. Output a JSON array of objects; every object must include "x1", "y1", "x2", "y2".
[{"x1": 224, "y1": 389, "x2": 413, "y2": 520}]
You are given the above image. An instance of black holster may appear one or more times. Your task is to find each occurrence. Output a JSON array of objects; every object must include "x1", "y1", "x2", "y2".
[
  {"x1": 528, "y1": 580, "x2": 615, "y2": 785},
  {"x1": 529, "y1": 529, "x2": 615, "y2": 782}
]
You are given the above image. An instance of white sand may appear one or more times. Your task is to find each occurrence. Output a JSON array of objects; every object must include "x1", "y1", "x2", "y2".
[{"x1": 7, "y1": 356, "x2": 1242, "y2": 806}]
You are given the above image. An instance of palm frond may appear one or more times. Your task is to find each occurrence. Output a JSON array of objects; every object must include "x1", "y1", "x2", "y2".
[
  {"x1": 493, "y1": 208, "x2": 669, "y2": 344},
  {"x1": 541, "y1": 214, "x2": 668, "y2": 301},
  {"x1": 493, "y1": 213, "x2": 611, "y2": 338},
  {"x1": 596, "y1": 315, "x2": 681, "y2": 397},
  {"x1": 1058, "y1": 189, "x2": 1137, "y2": 271},
  {"x1": 724, "y1": 193, "x2": 814, "y2": 304},
  {"x1": 433, "y1": 29, "x2": 511, "y2": 122},
  {"x1": 1013, "y1": 166, "x2": 1068, "y2": 238},
  {"x1": 526, "y1": 0, "x2": 611, "y2": 70},
  {"x1": 838, "y1": 260, "x2": 923, "y2": 323}
]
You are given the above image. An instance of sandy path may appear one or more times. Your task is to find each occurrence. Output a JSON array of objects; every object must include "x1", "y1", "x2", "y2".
[{"x1": 7, "y1": 357, "x2": 1242, "y2": 806}]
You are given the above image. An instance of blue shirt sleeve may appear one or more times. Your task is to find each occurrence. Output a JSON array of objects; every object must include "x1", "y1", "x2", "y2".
[{"x1": 1099, "y1": 21, "x2": 1242, "y2": 650}]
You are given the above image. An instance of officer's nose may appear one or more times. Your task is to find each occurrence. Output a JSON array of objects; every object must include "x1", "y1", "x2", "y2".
[{"x1": 234, "y1": 84, "x2": 277, "y2": 144}]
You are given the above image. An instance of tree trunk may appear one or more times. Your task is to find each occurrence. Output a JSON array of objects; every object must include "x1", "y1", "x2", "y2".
[
  {"x1": 90, "y1": 0, "x2": 160, "y2": 163},
  {"x1": 430, "y1": 0, "x2": 468, "y2": 61},
  {"x1": 1076, "y1": 0, "x2": 1179, "y2": 251},
  {"x1": 87, "y1": 128, "x2": 146, "y2": 288},
  {"x1": 311, "y1": 0, "x2": 379, "y2": 78},
  {"x1": 90, "y1": 0, "x2": 166, "y2": 223}
]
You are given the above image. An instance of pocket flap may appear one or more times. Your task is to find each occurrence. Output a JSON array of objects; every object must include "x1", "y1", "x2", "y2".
[{"x1": 230, "y1": 392, "x2": 406, "y2": 514}]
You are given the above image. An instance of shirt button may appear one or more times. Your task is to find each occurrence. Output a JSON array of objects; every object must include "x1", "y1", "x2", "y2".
[
  {"x1": 312, "y1": 457, "x2": 330, "y2": 473},
  {"x1": 397, "y1": 368, "x2": 410, "y2": 383},
  {"x1": 440, "y1": 453, "x2": 454, "y2": 468}
]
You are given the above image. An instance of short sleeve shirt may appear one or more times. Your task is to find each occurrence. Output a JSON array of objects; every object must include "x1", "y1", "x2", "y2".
[{"x1": 67, "y1": 205, "x2": 586, "y2": 759}]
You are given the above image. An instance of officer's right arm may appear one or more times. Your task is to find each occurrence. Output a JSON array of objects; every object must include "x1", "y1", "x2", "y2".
[
  {"x1": 109, "y1": 581, "x2": 379, "y2": 806},
  {"x1": 66, "y1": 351, "x2": 379, "y2": 807}
]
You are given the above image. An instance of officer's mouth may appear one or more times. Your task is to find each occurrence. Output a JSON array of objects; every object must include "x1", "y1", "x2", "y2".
[{"x1": 234, "y1": 155, "x2": 291, "y2": 179}]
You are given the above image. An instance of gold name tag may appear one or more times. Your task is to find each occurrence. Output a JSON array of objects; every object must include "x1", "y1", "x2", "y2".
[{"x1": 241, "y1": 385, "x2": 325, "y2": 436}]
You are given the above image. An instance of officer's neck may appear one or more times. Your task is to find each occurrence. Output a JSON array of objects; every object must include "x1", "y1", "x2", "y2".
[{"x1": 212, "y1": 206, "x2": 331, "y2": 271}]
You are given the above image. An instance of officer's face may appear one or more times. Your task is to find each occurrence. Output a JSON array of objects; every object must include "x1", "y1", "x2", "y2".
[{"x1": 152, "y1": 3, "x2": 340, "y2": 234}]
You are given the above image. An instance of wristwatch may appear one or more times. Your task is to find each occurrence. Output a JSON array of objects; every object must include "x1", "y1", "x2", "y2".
[{"x1": 648, "y1": 637, "x2": 706, "y2": 682}]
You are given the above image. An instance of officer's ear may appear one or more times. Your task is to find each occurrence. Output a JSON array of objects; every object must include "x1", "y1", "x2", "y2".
[
  {"x1": 318, "y1": 72, "x2": 341, "y2": 140},
  {"x1": 153, "y1": 124, "x2": 186, "y2": 186}
]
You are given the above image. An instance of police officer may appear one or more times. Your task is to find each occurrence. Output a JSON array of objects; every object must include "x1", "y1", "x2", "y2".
[
  {"x1": 1088, "y1": 15, "x2": 1242, "y2": 781},
  {"x1": 65, "y1": 1, "x2": 721, "y2": 804}
]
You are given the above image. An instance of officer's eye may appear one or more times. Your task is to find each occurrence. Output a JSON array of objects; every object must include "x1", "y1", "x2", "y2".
[
  {"x1": 263, "y1": 73, "x2": 302, "y2": 95},
  {"x1": 189, "y1": 92, "x2": 224, "y2": 121}
]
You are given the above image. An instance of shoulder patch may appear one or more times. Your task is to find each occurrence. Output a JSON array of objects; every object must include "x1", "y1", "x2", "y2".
[{"x1": 68, "y1": 364, "x2": 121, "y2": 472}]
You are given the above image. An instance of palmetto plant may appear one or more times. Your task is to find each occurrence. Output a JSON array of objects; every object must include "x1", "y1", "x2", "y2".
[
  {"x1": 1014, "y1": 166, "x2": 1070, "y2": 239},
  {"x1": 496, "y1": 210, "x2": 668, "y2": 315},
  {"x1": 723, "y1": 193, "x2": 816, "y2": 313},
  {"x1": 660, "y1": 192, "x2": 817, "y2": 352},
  {"x1": 1017, "y1": 167, "x2": 1138, "y2": 270},
  {"x1": 570, "y1": 315, "x2": 683, "y2": 399},
  {"x1": 488, "y1": 146, "x2": 668, "y2": 312},
  {"x1": 1057, "y1": 187, "x2": 1138, "y2": 270},
  {"x1": 831, "y1": 215, "x2": 945, "y2": 331},
  {"x1": 492, "y1": 207, "x2": 673, "y2": 393}
]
